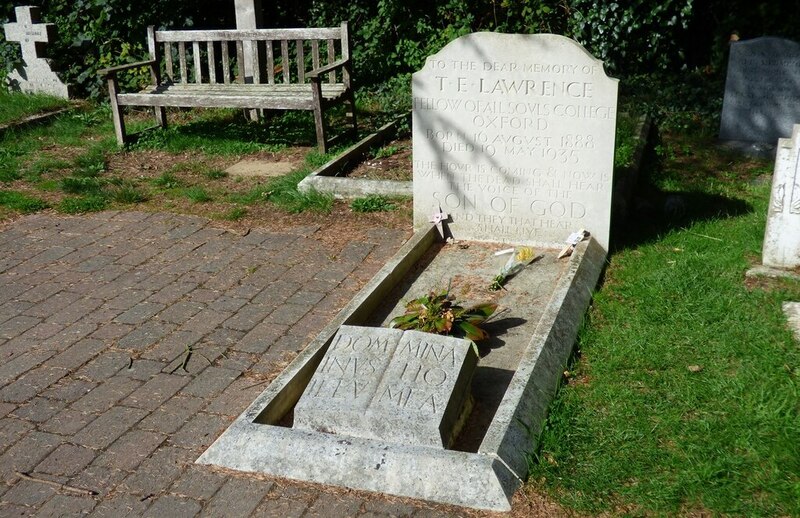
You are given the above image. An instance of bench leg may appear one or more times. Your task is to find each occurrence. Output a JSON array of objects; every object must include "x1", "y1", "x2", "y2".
[
  {"x1": 106, "y1": 77, "x2": 127, "y2": 146},
  {"x1": 154, "y1": 107, "x2": 167, "y2": 130},
  {"x1": 311, "y1": 82, "x2": 328, "y2": 153}
]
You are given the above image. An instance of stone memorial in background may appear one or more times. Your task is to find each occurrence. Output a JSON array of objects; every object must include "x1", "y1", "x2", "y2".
[
  {"x1": 294, "y1": 325, "x2": 478, "y2": 448},
  {"x1": 719, "y1": 37, "x2": 800, "y2": 144},
  {"x1": 412, "y1": 33, "x2": 619, "y2": 251},
  {"x1": 3, "y1": 5, "x2": 69, "y2": 98},
  {"x1": 762, "y1": 124, "x2": 800, "y2": 268}
]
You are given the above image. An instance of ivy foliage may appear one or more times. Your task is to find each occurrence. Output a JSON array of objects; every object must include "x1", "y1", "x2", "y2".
[{"x1": 2, "y1": 0, "x2": 800, "y2": 100}]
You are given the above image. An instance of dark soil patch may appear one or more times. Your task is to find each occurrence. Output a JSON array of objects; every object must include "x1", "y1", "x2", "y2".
[{"x1": 348, "y1": 137, "x2": 412, "y2": 181}]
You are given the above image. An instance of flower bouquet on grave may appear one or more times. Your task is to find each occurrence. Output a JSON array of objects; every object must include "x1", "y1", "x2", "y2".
[
  {"x1": 489, "y1": 246, "x2": 536, "y2": 291},
  {"x1": 389, "y1": 286, "x2": 498, "y2": 342}
]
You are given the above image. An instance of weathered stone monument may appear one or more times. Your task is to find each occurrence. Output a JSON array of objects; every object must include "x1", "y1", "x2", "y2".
[
  {"x1": 719, "y1": 37, "x2": 800, "y2": 145},
  {"x1": 413, "y1": 33, "x2": 618, "y2": 250},
  {"x1": 234, "y1": 0, "x2": 263, "y2": 83},
  {"x1": 294, "y1": 325, "x2": 478, "y2": 448},
  {"x1": 199, "y1": 33, "x2": 617, "y2": 511},
  {"x1": 762, "y1": 125, "x2": 800, "y2": 268},
  {"x1": 3, "y1": 6, "x2": 69, "y2": 98}
]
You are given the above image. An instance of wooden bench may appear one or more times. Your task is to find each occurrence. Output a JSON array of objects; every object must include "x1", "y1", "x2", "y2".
[{"x1": 99, "y1": 22, "x2": 356, "y2": 152}]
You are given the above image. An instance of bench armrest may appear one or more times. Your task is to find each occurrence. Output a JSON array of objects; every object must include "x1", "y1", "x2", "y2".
[
  {"x1": 308, "y1": 58, "x2": 349, "y2": 80},
  {"x1": 98, "y1": 59, "x2": 157, "y2": 78}
]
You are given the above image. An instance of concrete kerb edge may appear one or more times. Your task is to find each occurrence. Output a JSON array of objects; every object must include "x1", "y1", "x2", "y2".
[
  {"x1": 298, "y1": 114, "x2": 411, "y2": 199},
  {"x1": 479, "y1": 238, "x2": 606, "y2": 479}
]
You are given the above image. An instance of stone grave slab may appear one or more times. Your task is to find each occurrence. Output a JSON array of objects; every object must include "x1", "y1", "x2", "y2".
[
  {"x1": 763, "y1": 124, "x2": 800, "y2": 268},
  {"x1": 412, "y1": 33, "x2": 618, "y2": 251},
  {"x1": 4, "y1": 6, "x2": 69, "y2": 98},
  {"x1": 225, "y1": 160, "x2": 295, "y2": 177},
  {"x1": 720, "y1": 37, "x2": 800, "y2": 144},
  {"x1": 294, "y1": 325, "x2": 478, "y2": 448}
]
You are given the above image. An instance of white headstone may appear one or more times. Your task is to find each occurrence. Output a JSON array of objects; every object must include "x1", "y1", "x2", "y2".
[
  {"x1": 763, "y1": 124, "x2": 800, "y2": 268},
  {"x1": 293, "y1": 325, "x2": 478, "y2": 448},
  {"x1": 720, "y1": 37, "x2": 800, "y2": 144},
  {"x1": 412, "y1": 33, "x2": 618, "y2": 251},
  {"x1": 3, "y1": 6, "x2": 69, "y2": 98}
]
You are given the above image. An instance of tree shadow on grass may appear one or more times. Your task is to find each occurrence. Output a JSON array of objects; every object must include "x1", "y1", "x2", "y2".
[{"x1": 610, "y1": 128, "x2": 755, "y2": 253}]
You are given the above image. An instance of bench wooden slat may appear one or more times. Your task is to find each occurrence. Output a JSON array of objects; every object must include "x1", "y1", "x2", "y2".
[
  {"x1": 221, "y1": 42, "x2": 231, "y2": 84},
  {"x1": 165, "y1": 42, "x2": 174, "y2": 82},
  {"x1": 155, "y1": 28, "x2": 341, "y2": 42},
  {"x1": 236, "y1": 41, "x2": 245, "y2": 83},
  {"x1": 118, "y1": 92, "x2": 319, "y2": 110},
  {"x1": 178, "y1": 42, "x2": 188, "y2": 84},
  {"x1": 193, "y1": 41, "x2": 202, "y2": 84},
  {"x1": 281, "y1": 40, "x2": 290, "y2": 84},
  {"x1": 266, "y1": 40, "x2": 275, "y2": 84},
  {"x1": 207, "y1": 42, "x2": 216, "y2": 84},
  {"x1": 296, "y1": 40, "x2": 305, "y2": 83},
  {"x1": 250, "y1": 41, "x2": 261, "y2": 84},
  {"x1": 311, "y1": 40, "x2": 320, "y2": 73},
  {"x1": 327, "y1": 39, "x2": 336, "y2": 84},
  {"x1": 158, "y1": 83, "x2": 345, "y2": 95}
]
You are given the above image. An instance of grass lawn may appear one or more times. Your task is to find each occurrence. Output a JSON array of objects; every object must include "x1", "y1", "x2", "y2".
[
  {"x1": 0, "y1": 103, "x2": 409, "y2": 224},
  {"x1": 527, "y1": 130, "x2": 800, "y2": 516}
]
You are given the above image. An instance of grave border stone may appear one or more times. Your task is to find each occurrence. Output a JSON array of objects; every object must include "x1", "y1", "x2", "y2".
[{"x1": 197, "y1": 230, "x2": 607, "y2": 511}]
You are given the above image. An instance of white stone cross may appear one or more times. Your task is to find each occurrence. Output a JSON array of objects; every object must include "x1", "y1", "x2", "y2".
[
  {"x1": 3, "y1": 6, "x2": 69, "y2": 98},
  {"x1": 4, "y1": 6, "x2": 52, "y2": 64}
]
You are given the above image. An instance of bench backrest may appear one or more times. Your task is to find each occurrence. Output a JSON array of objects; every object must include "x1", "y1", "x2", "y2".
[{"x1": 145, "y1": 22, "x2": 351, "y2": 87}]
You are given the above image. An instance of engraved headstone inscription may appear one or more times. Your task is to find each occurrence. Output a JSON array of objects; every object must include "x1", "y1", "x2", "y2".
[
  {"x1": 720, "y1": 37, "x2": 800, "y2": 144},
  {"x1": 293, "y1": 325, "x2": 478, "y2": 448},
  {"x1": 3, "y1": 6, "x2": 69, "y2": 98},
  {"x1": 412, "y1": 33, "x2": 619, "y2": 251},
  {"x1": 763, "y1": 124, "x2": 800, "y2": 268}
]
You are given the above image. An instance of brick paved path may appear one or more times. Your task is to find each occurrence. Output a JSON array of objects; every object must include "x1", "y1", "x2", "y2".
[{"x1": 0, "y1": 211, "x2": 488, "y2": 517}]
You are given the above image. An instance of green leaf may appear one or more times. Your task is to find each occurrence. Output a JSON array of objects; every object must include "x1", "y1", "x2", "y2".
[{"x1": 458, "y1": 321, "x2": 488, "y2": 342}]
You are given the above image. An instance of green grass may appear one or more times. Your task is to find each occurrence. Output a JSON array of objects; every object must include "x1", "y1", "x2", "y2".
[
  {"x1": 373, "y1": 144, "x2": 400, "y2": 159},
  {"x1": 350, "y1": 194, "x2": 396, "y2": 213},
  {"x1": 262, "y1": 169, "x2": 333, "y2": 213},
  {"x1": 58, "y1": 195, "x2": 108, "y2": 214},
  {"x1": 128, "y1": 109, "x2": 307, "y2": 155},
  {"x1": 0, "y1": 190, "x2": 49, "y2": 213},
  {"x1": 529, "y1": 135, "x2": 800, "y2": 516},
  {"x1": 152, "y1": 172, "x2": 184, "y2": 189},
  {"x1": 183, "y1": 186, "x2": 212, "y2": 203},
  {"x1": 0, "y1": 91, "x2": 70, "y2": 126}
]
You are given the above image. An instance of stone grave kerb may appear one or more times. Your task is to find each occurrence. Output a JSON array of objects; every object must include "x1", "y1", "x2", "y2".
[
  {"x1": 4, "y1": 5, "x2": 69, "y2": 98},
  {"x1": 412, "y1": 32, "x2": 619, "y2": 251}
]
